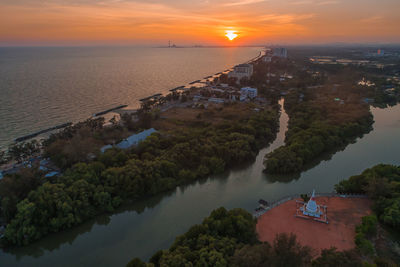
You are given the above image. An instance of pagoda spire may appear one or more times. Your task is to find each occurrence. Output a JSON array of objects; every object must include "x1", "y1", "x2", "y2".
[{"x1": 305, "y1": 189, "x2": 318, "y2": 213}]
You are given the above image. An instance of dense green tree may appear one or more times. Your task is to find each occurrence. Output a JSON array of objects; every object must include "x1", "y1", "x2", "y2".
[
  {"x1": 271, "y1": 233, "x2": 313, "y2": 267},
  {"x1": 231, "y1": 243, "x2": 272, "y2": 267},
  {"x1": 312, "y1": 248, "x2": 362, "y2": 267},
  {"x1": 335, "y1": 164, "x2": 400, "y2": 262},
  {"x1": 126, "y1": 258, "x2": 147, "y2": 267},
  {"x1": 153, "y1": 208, "x2": 257, "y2": 266},
  {"x1": 0, "y1": 168, "x2": 42, "y2": 222},
  {"x1": 335, "y1": 164, "x2": 400, "y2": 229}
]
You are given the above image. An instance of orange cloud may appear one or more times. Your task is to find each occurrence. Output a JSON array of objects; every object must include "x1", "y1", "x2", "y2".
[{"x1": 0, "y1": 0, "x2": 399, "y2": 45}]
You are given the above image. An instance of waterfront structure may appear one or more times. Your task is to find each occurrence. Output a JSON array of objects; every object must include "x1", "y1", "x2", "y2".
[
  {"x1": 240, "y1": 87, "x2": 258, "y2": 101},
  {"x1": 273, "y1": 48, "x2": 288, "y2": 58},
  {"x1": 228, "y1": 64, "x2": 253, "y2": 82}
]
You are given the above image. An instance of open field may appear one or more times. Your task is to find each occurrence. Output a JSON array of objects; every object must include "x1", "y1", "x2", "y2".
[
  {"x1": 308, "y1": 84, "x2": 372, "y2": 124},
  {"x1": 256, "y1": 196, "x2": 372, "y2": 255},
  {"x1": 153, "y1": 102, "x2": 272, "y2": 131}
]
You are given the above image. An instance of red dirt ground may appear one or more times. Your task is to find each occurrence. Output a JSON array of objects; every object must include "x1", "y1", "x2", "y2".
[{"x1": 256, "y1": 197, "x2": 372, "y2": 255}]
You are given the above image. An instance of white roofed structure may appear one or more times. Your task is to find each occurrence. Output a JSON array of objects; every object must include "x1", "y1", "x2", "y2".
[
  {"x1": 101, "y1": 128, "x2": 157, "y2": 153},
  {"x1": 116, "y1": 128, "x2": 157, "y2": 149}
]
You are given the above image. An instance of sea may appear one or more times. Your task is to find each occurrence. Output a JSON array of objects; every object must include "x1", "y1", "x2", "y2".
[{"x1": 0, "y1": 46, "x2": 261, "y2": 149}]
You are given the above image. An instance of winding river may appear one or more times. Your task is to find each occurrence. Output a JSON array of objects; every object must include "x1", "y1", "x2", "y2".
[{"x1": 1, "y1": 100, "x2": 400, "y2": 267}]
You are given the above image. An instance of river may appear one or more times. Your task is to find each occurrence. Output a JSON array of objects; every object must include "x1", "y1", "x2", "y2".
[{"x1": 1, "y1": 100, "x2": 400, "y2": 266}]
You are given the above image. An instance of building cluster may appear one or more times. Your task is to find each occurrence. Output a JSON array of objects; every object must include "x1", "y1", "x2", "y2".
[
  {"x1": 240, "y1": 87, "x2": 258, "y2": 101},
  {"x1": 262, "y1": 47, "x2": 288, "y2": 63},
  {"x1": 192, "y1": 83, "x2": 258, "y2": 105},
  {"x1": 138, "y1": 47, "x2": 291, "y2": 112},
  {"x1": 358, "y1": 77, "x2": 399, "y2": 98},
  {"x1": 309, "y1": 56, "x2": 370, "y2": 66},
  {"x1": 310, "y1": 48, "x2": 400, "y2": 69},
  {"x1": 0, "y1": 156, "x2": 60, "y2": 180},
  {"x1": 365, "y1": 49, "x2": 400, "y2": 58}
]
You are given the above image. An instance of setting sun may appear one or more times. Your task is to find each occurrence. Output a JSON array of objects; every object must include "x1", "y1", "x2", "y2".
[{"x1": 225, "y1": 30, "x2": 238, "y2": 41}]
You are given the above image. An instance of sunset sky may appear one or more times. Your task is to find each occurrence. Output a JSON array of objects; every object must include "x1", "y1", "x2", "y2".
[{"x1": 1, "y1": 0, "x2": 399, "y2": 46}]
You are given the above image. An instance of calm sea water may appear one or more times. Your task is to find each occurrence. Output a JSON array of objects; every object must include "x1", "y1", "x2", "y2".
[
  {"x1": 0, "y1": 46, "x2": 260, "y2": 149},
  {"x1": 1, "y1": 100, "x2": 399, "y2": 267}
]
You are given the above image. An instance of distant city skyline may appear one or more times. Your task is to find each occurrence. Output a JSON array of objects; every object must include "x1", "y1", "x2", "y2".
[{"x1": 1, "y1": 0, "x2": 399, "y2": 46}]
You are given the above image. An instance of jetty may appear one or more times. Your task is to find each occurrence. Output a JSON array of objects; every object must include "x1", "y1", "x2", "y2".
[
  {"x1": 93, "y1": 104, "x2": 128, "y2": 117},
  {"x1": 189, "y1": 80, "x2": 201, "y2": 85},
  {"x1": 170, "y1": 86, "x2": 185, "y2": 92},
  {"x1": 14, "y1": 122, "x2": 72, "y2": 142},
  {"x1": 139, "y1": 93, "x2": 163, "y2": 102}
]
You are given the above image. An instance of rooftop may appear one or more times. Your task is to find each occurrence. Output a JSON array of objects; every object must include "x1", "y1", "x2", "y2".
[{"x1": 116, "y1": 128, "x2": 157, "y2": 149}]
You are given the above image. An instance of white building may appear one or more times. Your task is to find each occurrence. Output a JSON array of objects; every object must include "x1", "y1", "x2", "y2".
[
  {"x1": 228, "y1": 64, "x2": 253, "y2": 82},
  {"x1": 208, "y1": 97, "x2": 225, "y2": 104},
  {"x1": 220, "y1": 83, "x2": 229, "y2": 88},
  {"x1": 263, "y1": 56, "x2": 272, "y2": 62},
  {"x1": 116, "y1": 128, "x2": 157, "y2": 149},
  {"x1": 273, "y1": 48, "x2": 287, "y2": 58},
  {"x1": 240, "y1": 87, "x2": 258, "y2": 101}
]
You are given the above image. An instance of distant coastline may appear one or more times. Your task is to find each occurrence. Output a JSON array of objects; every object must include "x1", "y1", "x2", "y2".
[
  {"x1": 0, "y1": 46, "x2": 261, "y2": 149},
  {"x1": 5, "y1": 49, "x2": 264, "y2": 147}
]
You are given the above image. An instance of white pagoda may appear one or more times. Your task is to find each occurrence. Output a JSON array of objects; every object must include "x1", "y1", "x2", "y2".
[
  {"x1": 295, "y1": 190, "x2": 328, "y2": 224},
  {"x1": 301, "y1": 190, "x2": 322, "y2": 217}
]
